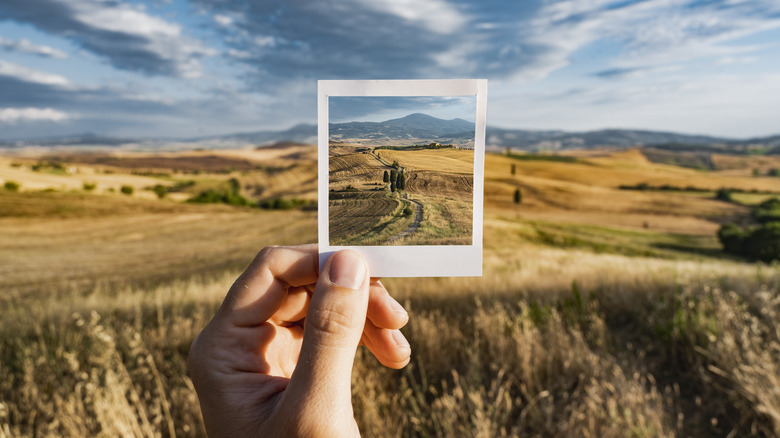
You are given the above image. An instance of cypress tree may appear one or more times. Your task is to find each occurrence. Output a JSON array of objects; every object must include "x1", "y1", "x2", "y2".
[
  {"x1": 383, "y1": 170, "x2": 389, "y2": 182},
  {"x1": 514, "y1": 188, "x2": 522, "y2": 204},
  {"x1": 397, "y1": 172, "x2": 405, "y2": 190}
]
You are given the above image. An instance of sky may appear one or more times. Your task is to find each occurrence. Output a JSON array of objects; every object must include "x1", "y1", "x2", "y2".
[
  {"x1": 329, "y1": 96, "x2": 477, "y2": 124},
  {"x1": 0, "y1": 0, "x2": 779, "y2": 140}
]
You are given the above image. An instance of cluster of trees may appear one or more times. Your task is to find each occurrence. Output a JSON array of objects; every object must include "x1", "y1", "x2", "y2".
[
  {"x1": 718, "y1": 198, "x2": 780, "y2": 262},
  {"x1": 383, "y1": 169, "x2": 405, "y2": 192},
  {"x1": 188, "y1": 178, "x2": 251, "y2": 206},
  {"x1": 753, "y1": 168, "x2": 780, "y2": 177}
]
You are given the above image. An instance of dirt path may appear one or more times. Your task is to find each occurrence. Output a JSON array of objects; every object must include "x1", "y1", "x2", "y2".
[{"x1": 388, "y1": 194, "x2": 423, "y2": 244}]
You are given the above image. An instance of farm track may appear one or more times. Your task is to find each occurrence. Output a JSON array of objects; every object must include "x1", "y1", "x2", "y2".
[{"x1": 388, "y1": 195, "x2": 423, "y2": 244}]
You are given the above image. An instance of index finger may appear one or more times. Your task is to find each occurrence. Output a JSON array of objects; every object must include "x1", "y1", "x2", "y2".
[{"x1": 218, "y1": 244, "x2": 319, "y2": 327}]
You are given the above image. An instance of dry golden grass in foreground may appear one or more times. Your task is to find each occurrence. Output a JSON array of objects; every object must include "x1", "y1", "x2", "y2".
[{"x1": 2, "y1": 239, "x2": 779, "y2": 437}]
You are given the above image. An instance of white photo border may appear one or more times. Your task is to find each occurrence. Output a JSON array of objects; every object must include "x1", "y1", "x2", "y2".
[{"x1": 318, "y1": 79, "x2": 487, "y2": 277}]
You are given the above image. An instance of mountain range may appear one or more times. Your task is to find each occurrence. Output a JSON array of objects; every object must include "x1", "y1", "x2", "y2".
[
  {"x1": 2, "y1": 113, "x2": 779, "y2": 154},
  {"x1": 330, "y1": 113, "x2": 475, "y2": 142}
]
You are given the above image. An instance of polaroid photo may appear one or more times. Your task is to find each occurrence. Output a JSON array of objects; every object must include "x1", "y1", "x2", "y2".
[{"x1": 318, "y1": 79, "x2": 487, "y2": 277}]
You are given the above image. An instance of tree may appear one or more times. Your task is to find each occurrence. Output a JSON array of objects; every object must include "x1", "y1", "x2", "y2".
[
  {"x1": 390, "y1": 169, "x2": 397, "y2": 185},
  {"x1": 511, "y1": 164, "x2": 516, "y2": 175},
  {"x1": 4, "y1": 181, "x2": 19, "y2": 191},
  {"x1": 383, "y1": 170, "x2": 389, "y2": 183},
  {"x1": 120, "y1": 185, "x2": 134, "y2": 195},
  {"x1": 397, "y1": 172, "x2": 405, "y2": 190},
  {"x1": 513, "y1": 188, "x2": 522, "y2": 204},
  {"x1": 770, "y1": 168, "x2": 780, "y2": 177},
  {"x1": 390, "y1": 180, "x2": 396, "y2": 192}
]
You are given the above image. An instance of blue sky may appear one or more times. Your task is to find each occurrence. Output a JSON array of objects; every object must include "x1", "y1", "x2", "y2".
[{"x1": 0, "y1": 0, "x2": 779, "y2": 140}]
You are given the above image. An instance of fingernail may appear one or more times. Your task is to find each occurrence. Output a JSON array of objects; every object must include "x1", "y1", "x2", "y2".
[
  {"x1": 329, "y1": 251, "x2": 366, "y2": 290},
  {"x1": 392, "y1": 330, "x2": 410, "y2": 349}
]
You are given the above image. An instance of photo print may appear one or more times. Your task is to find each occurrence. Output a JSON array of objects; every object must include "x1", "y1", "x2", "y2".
[{"x1": 318, "y1": 80, "x2": 487, "y2": 277}]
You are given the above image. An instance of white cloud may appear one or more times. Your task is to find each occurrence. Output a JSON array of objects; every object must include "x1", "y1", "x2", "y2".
[
  {"x1": 0, "y1": 60, "x2": 71, "y2": 87},
  {"x1": 355, "y1": 0, "x2": 467, "y2": 34},
  {"x1": 213, "y1": 14, "x2": 234, "y2": 27},
  {"x1": 0, "y1": 107, "x2": 72, "y2": 123},
  {"x1": 0, "y1": 36, "x2": 68, "y2": 59}
]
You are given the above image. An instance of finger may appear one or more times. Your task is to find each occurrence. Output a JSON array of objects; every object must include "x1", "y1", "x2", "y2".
[
  {"x1": 217, "y1": 244, "x2": 319, "y2": 327},
  {"x1": 271, "y1": 285, "x2": 312, "y2": 325},
  {"x1": 361, "y1": 320, "x2": 411, "y2": 369},
  {"x1": 282, "y1": 250, "x2": 369, "y2": 416},
  {"x1": 367, "y1": 280, "x2": 408, "y2": 330}
]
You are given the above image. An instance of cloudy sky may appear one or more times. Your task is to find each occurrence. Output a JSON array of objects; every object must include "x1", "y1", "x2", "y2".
[{"x1": 0, "y1": 0, "x2": 779, "y2": 140}]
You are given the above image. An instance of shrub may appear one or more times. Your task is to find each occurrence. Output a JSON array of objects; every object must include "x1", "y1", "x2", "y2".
[
  {"x1": 753, "y1": 198, "x2": 780, "y2": 223},
  {"x1": 514, "y1": 188, "x2": 522, "y2": 204},
  {"x1": 152, "y1": 184, "x2": 167, "y2": 199},
  {"x1": 403, "y1": 206, "x2": 413, "y2": 216},
  {"x1": 715, "y1": 188, "x2": 733, "y2": 202},
  {"x1": 83, "y1": 182, "x2": 97, "y2": 191},
  {"x1": 718, "y1": 221, "x2": 780, "y2": 262},
  {"x1": 120, "y1": 185, "x2": 134, "y2": 195},
  {"x1": 769, "y1": 168, "x2": 780, "y2": 177},
  {"x1": 258, "y1": 198, "x2": 311, "y2": 210},
  {"x1": 4, "y1": 181, "x2": 20, "y2": 191}
]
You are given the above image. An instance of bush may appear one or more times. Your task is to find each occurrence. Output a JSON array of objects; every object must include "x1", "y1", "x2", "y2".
[
  {"x1": 258, "y1": 198, "x2": 311, "y2": 210},
  {"x1": 152, "y1": 184, "x2": 167, "y2": 199},
  {"x1": 403, "y1": 206, "x2": 413, "y2": 216},
  {"x1": 83, "y1": 182, "x2": 97, "y2": 191},
  {"x1": 753, "y1": 198, "x2": 780, "y2": 223},
  {"x1": 514, "y1": 188, "x2": 522, "y2": 204},
  {"x1": 715, "y1": 188, "x2": 733, "y2": 202},
  {"x1": 120, "y1": 185, "x2": 134, "y2": 195},
  {"x1": 4, "y1": 181, "x2": 20, "y2": 191},
  {"x1": 718, "y1": 221, "x2": 780, "y2": 262}
]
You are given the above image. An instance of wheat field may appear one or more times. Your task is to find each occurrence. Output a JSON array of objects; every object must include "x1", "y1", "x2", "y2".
[{"x1": 2, "y1": 145, "x2": 780, "y2": 437}]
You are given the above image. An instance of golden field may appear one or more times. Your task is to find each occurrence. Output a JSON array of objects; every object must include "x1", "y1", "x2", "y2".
[
  {"x1": 328, "y1": 146, "x2": 473, "y2": 245},
  {"x1": 1, "y1": 144, "x2": 780, "y2": 437}
]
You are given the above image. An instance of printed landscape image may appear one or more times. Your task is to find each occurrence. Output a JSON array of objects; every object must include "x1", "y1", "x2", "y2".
[{"x1": 328, "y1": 96, "x2": 476, "y2": 246}]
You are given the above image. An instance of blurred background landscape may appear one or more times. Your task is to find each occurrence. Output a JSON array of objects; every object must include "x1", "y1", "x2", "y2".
[{"x1": 1, "y1": 0, "x2": 780, "y2": 437}]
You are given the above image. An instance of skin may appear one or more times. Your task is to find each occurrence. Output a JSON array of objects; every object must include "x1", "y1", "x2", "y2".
[{"x1": 188, "y1": 244, "x2": 411, "y2": 437}]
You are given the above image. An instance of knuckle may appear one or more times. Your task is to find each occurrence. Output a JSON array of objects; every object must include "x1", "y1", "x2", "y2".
[{"x1": 307, "y1": 305, "x2": 361, "y2": 338}]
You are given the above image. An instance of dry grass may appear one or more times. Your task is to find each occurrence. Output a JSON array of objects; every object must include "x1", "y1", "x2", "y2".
[
  {"x1": 394, "y1": 194, "x2": 472, "y2": 246},
  {"x1": 2, "y1": 236, "x2": 779, "y2": 437},
  {"x1": 3, "y1": 145, "x2": 780, "y2": 437}
]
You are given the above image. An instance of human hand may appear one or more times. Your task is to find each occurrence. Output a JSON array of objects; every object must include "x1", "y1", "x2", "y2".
[{"x1": 188, "y1": 244, "x2": 411, "y2": 437}]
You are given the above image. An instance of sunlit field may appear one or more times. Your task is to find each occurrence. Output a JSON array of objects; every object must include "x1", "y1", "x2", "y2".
[
  {"x1": 2, "y1": 145, "x2": 780, "y2": 437},
  {"x1": 328, "y1": 146, "x2": 473, "y2": 245}
]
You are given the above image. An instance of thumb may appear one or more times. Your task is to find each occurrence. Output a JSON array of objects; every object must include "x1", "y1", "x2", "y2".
[{"x1": 282, "y1": 250, "x2": 369, "y2": 421}]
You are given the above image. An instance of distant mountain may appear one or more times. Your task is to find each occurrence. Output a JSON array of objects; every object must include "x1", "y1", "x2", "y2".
[
  {"x1": 329, "y1": 113, "x2": 475, "y2": 142},
  {"x1": 486, "y1": 128, "x2": 734, "y2": 151},
  {"x1": 1, "y1": 122, "x2": 779, "y2": 154}
]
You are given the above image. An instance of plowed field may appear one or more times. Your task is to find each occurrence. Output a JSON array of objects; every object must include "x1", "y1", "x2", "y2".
[{"x1": 329, "y1": 191, "x2": 412, "y2": 245}]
